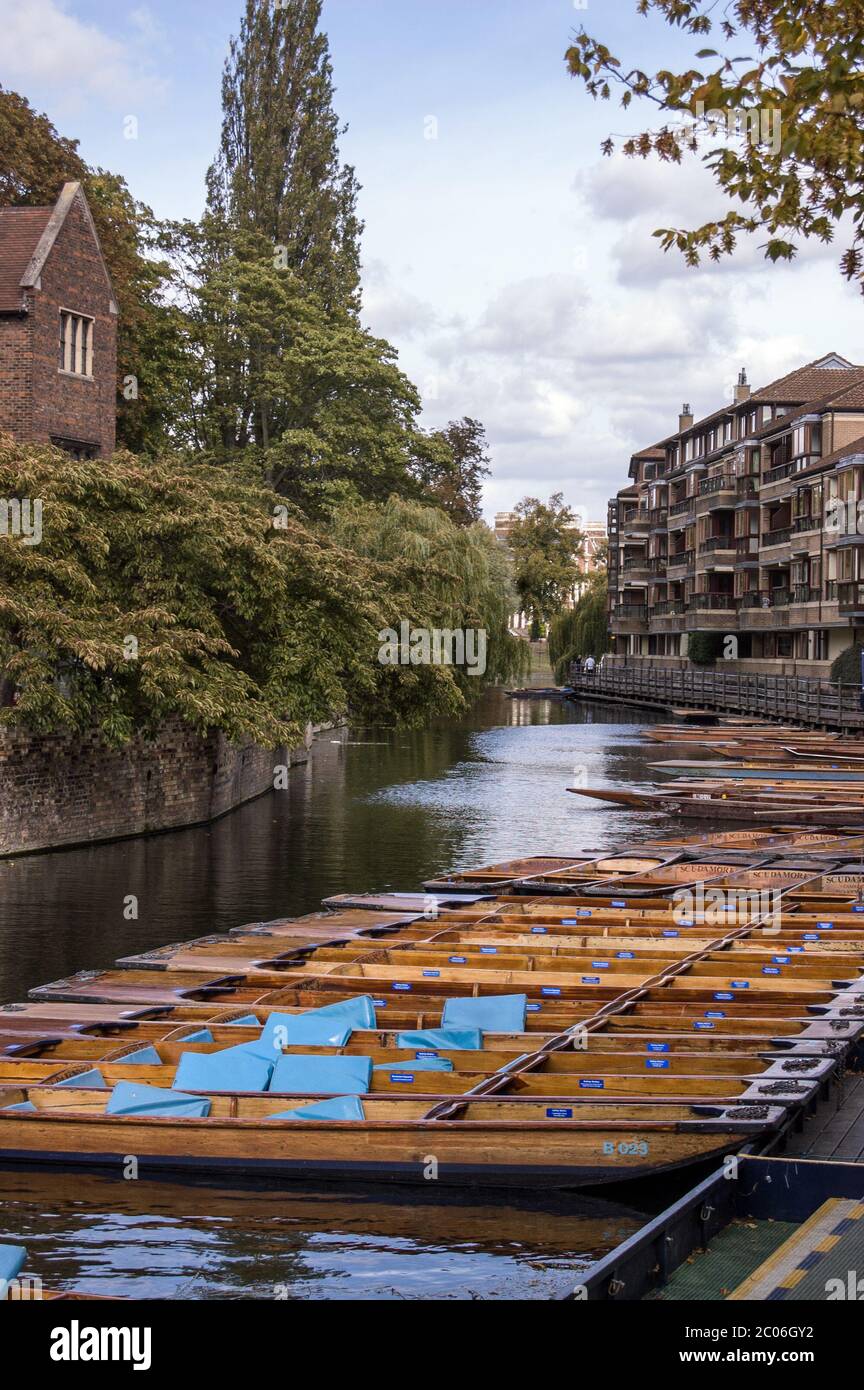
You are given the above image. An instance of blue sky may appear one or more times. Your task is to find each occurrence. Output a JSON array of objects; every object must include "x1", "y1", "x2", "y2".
[{"x1": 3, "y1": 0, "x2": 861, "y2": 522}]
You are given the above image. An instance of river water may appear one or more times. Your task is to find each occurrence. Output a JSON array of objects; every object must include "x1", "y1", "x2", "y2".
[{"x1": 0, "y1": 688, "x2": 684, "y2": 1300}]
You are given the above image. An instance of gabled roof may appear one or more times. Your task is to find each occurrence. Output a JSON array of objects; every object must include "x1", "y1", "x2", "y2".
[
  {"x1": 0, "y1": 182, "x2": 117, "y2": 315},
  {"x1": 0, "y1": 206, "x2": 53, "y2": 312},
  {"x1": 751, "y1": 354, "x2": 864, "y2": 404}
]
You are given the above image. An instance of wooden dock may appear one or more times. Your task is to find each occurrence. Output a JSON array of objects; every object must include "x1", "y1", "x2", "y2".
[{"x1": 567, "y1": 667, "x2": 864, "y2": 730}]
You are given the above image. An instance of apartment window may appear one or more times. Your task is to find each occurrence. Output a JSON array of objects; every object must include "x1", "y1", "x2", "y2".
[{"x1": 58, "y1": 310, "x2": 94, "y2": 376}]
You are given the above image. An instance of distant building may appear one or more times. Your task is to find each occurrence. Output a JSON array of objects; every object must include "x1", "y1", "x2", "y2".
[{"x1": 0, "y1": 181, "x2": 118, "y2": 458}]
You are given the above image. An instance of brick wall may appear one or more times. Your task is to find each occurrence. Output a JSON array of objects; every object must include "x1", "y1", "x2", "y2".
[
  {"x1": 0, "y1": 315, "x2": 33, "y2": 439},
  {"x1": 0, "y1": 720, "x2": 309, "y2": 856},
  {"x1": 29, "y1": 197, "x2": 116, "y2": 455}
]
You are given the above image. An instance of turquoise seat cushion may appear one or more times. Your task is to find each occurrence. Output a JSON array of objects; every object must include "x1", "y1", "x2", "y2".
[
  {"x1": 121, "y1": 1046, "x2": 162, "y2": 1065},
  {"x1": 395, "y1": 1028, "x2": 481, "y2": 1052},
  {"x1": 222, "y1": 1016, "x2": 260, "y2": 1028},
  {"x1": 441, "y1": 994, "x2": 527, "y2": 1034},
  {"x1": 0, "y1": 1101, "x2": 37, "y2": 1113},
  {"x1": 258, "y1": 1012, "x2": 352, "y2": 1053},
  {"x1": 105, "y1": 1082, "x2": 211, "y2": 1118},
  {"x1": 268, "y1": 1054, "x2": 372, "y2": 1096},
  {"x1": 173, "y1": 1044, "x2": 273, "y2": 1094},
  {"x1": 178, "y1": 1028, "x2": 214, "y2": 1043},
  {"x1": 373, "y1": 1057, "x2": 453, "y2": 1072},
  {"x1": 266, "y1": 1096, "x2": 365, "y2": 1122},
  {"x1": 58, "y1": 1068, "x2": 107, "y2": 1088},
  {"x1": 0, "y1": 1244, "x2": 26, "y2": 1288}
]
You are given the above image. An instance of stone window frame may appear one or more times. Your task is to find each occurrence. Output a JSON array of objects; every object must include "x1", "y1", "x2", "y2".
[{"x1": 58, "y1": 308, "x2": 95, "y2": 378}]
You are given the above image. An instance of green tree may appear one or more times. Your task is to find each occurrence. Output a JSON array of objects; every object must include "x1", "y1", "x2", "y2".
[
  {"x1": 567, "y1": 1, "x2": 864, "y2": 290},
  {"x1": 332, "y1": 497, "x2": 530, "y2": 720},
  {"x1": 548, "y1": 573, "x2": 610, "y2": 680},
  {"x1": 506, "y1": 493, "x2": 583, "y2": 628},
  {"x1": 207, "y1": 0, "x2": 362, "y2": 313},
  {"x1": 411, "y1": 417, "x2": 492, "y2": 525}
]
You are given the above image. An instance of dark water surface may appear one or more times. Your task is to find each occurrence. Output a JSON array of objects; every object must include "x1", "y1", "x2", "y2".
[{"x1": 0, "y1": 689, "x2": 681, "y2": 1300}]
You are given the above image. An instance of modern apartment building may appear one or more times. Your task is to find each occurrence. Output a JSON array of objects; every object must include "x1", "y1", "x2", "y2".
[{"x1": 607, "y1": 353, "x2": 864, "y2": 675}]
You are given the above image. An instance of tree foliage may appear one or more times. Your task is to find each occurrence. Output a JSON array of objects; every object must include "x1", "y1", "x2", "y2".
[
  {"x1": 547, "y1": 573, "x2": 610, "y2": 681},
  {"x1": 411, "y1": 417, "x2": 492, "y2": 526},
  {"x1": 506, "y1": 493, "x2": 583, "y2": 627},
  {"x1": 332, "y1": 497, "x2": 530, "y2": 720},
  {"x1": 567, "y1": 1, "x2": 864, "y2": 291}
]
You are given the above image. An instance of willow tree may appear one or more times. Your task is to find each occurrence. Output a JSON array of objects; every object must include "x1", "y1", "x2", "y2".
[
  {"x1": 332, "y1": 498, "x2": 530, "y2": 722},
  {"x1": 567, "y1": 1, "x2": 864, "y2": 291}
]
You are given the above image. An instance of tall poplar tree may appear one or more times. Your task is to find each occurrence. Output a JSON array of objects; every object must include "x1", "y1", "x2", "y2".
[{"x1": 206, "y1": 0, "x2": 362, "y2": 313}]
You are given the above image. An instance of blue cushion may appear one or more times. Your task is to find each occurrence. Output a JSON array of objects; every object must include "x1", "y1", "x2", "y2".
[
  {"x1": 395, "y1": 1028, "x2": 481, "y2": 1052},
  {"x1": 105, "y1": 1082, "x2": 211, "y2": 1118},
  {"x1": 179, "y1": 1028, "x2": 214, "y2": 1043},
  {"x1": 173, "y1": 1043, "x2": 273, "y2": 1093},
  {"x1": 441, "y1": 994, "x2": 527, "y2": 1033},
  {"x1": 0, "y1": 1101, "x2": 37, "y2": 1113},
  {"x1": 294, "y1": 996, "x2": 376, "y2": 1028},
  {"x1": 0, "y1": 1244, "x2": 27, "y2": 1288},
  {"x1": 121, "y1": 1046, "x2": 162, "y2": 1065},
  {"x1": 268, "y1": 1054, "x2": 372, "y2": 1096},
  {"x1": 59, "y1": 1068, "x2": 107, "y2": 1089},
  {"x1": 222, "y1": 1016, "x2": 260, "y2": 1028},
  {"x1": 266, "y1": 1096, "x2": 366, "y2": 1122},
  {"x1": 258, "y1": 1012, "x2": 352, "y2": 1052},
  {"x1": 373, "y1": 1057, "x2": 453, "y2": 1072}
]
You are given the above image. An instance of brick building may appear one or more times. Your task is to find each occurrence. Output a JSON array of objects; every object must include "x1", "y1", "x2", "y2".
[
  {"x1": 0, "y1": 181, "x2": 117, "y2": 457},
  {"x1": 607, "y1": 353, "x2": 864, "y2": 676}
]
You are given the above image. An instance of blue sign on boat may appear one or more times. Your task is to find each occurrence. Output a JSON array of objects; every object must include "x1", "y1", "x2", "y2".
[
  {"x1": 546, "y1": 1107, "x2": 573, "y2": 1119},
  {"x1": 480, "y1": 947, "x2": 497, "y2": 954},
  {"x1": 422, "y1": 970, "x2": 440, "y2": 978},
  {"x1": 646, "y1": 1059, "x2": 669, "y2": 1069},
  {"x1": 694, "y1": 1022, "x2": 714, "y2": 1030},
  {"x1": 527, "y1": 1003, "x2": 541, "y2": 1012},
  {"x1": 730, "y1": 981, "x2": 750, "y2": 989},
  {"x1": 389, "y1": 1073, "x2": 414, "y2": 1084},
  {"x1": 416, "y1": 1051, "x2": 438, "y2": 1059},
  {"x1": 393, "y1": 983, "x2": 412, "y2": 991},
  {"x1": 816, "y1": 922, "x2": 835, "y2": 929},
  {"x1": 561, "y1": 919, "x2": 578, "y2": 926},
  {"x1": 804, "y1": 934, "x2": 820, "y2": 941},
  {"x1": 611, "y1": 900, "x2": 627, "y2": 907},
  {"x1": 773, "y1": 956, "x2": 790, "y2": 964},
  {"x1": 617, "y1": 951, "x2": 634, "y2": 959},
  {"x1": 581, "y1": 977, "x2": 600, "y2": 985},
  {"x1": 714, "y1": 993, "x2": 733, "y2": 1001},
  {"x1": 663, "y1": 930, "x2": 679, "y2": 938},
  {"x1": 531, "y1": 927, "x2": 548, "y2": 934},
  {"x1": 591, "y1": 961, "x2": 610, "y2": 969},
  {"x1": 706, "y1": 1011, "x2": 726, "y2": 1018},
  {"x1": 579, "y1": 1078, "x2": 604, "y2": 1089},
  {"x1": 542, "y1": 986, "x2": 562, "y2": 996},
  {"x1": 646, "y1": 1042, "x2": 669, "y2": 1052},
  {"x1": 374, "y1": 1000, "x2": 387, "y2": 1007},
  {"x1": 762, "y1": 967, "x2": 780, "y2": 975},
  {"x1": 449, "y1": 956, "x2": 467, "y2": 964}
]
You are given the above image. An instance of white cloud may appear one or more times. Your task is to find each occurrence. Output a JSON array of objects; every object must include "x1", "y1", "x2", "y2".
[{"x1": 0, "y1": 0, "x2": 167, "y2": 110}]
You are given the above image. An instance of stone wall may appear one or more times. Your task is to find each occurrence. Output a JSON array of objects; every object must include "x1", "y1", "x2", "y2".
[{"x1": 0, "y1": 719, "x2": 308, "y2": 856}]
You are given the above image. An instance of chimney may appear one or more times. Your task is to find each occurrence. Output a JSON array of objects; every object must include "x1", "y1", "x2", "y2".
[
  {"x1": 678, "y1": 402, "x2": 693, "y2": 432},
  {"x1": 734, "y1": 368, "x2": 751, "y2": 403}
]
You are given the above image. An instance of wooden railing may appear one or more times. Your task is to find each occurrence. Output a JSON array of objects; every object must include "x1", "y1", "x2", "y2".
[{"x1": 566, "y1": 664, "x2": 864, "y2": 728}]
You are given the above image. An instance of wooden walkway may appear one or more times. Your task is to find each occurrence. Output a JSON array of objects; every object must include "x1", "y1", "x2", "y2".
[
  {"x1": 782, "y1": 1076, "x2": 864, "y2": 1162},
  {"x1": 567, "y1": 666, "x2": 864, "y2": 730}
]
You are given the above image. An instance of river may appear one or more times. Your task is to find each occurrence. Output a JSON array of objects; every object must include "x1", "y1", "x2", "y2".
[{"x1": 0, "y1": 688, "x2": 685, "y2": 1300}]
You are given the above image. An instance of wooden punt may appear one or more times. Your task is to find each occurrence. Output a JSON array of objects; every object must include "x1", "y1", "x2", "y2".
[{"x1": 0, "y1": 1084, "x2": 787, "y2": 1188}]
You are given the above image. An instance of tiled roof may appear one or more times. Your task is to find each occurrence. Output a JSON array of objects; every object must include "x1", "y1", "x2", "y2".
[
  {"x1": 0, "y1": 205, "x2": 53, "y2": 312},
  {"x1": 751, "y1": 357, "x2": 864, "y2": 404}
]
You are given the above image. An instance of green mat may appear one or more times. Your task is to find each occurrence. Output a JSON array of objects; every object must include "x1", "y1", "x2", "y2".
[{"x1": 646, "y1": 1221, "x2": 798, "y2": 1301}]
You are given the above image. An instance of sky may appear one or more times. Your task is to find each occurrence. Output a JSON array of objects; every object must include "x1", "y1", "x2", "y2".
[{"x1": 2, "y1": 0, "x2": 862, "y2": 524}]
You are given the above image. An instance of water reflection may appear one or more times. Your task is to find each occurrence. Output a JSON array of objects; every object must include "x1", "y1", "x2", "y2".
[{"x1": 0, "y1": 688, "x2": 676, "y2": 1299}]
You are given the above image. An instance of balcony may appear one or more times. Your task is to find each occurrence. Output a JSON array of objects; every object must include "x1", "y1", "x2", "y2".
[
  {"x1": 648, "y1": 508, "x2": 669, "y2": 530},
  {"x1": 762, "y1": 461, "x2": 793, "y2": 485},
  {"x1": 689, "y1": 593, "x2": 736, "y2": 611},
  {"x1": 761, "y1": 527, "x2": 792, "y2": 548},
  {"x1": 735, "y1": 535, "x2": 759, "y2": 563},
  {"x1": 669, "y1": 547, "x2": 697, "y2": 575},
  {"x1": 611, "y1": 603, "x2": 648, "y2": 633},
  {"x1": 792, "y1": 585, "x2": 821, "y2": 605},
  {"x1": 769, "y1": 587, "x2": 791, "y2": 608},
  {"x1": 654, "y1": 599, "x2": 685, "y2": 616},
  {"x1": 699, "y1": 474, "x2": 735, "y2": 496},
  {"x1": 621, "y1": 513, "x2": 650, "y2": 537},
  {"x1": 669, "y1": 497, "x2": 694, "y2": 518},
  {"x1": 736, "y1": 476, "x2": 759, "y2": 500},
  {"x1": 838, "y1": 581, "x2": 864, "y2": 616},
  {"x1": 699, "y1": 535, "x2": 735, "y2": 554},
  {"x1": 793, "y1": 514, "x2": 819, "y2": 534},
  {"x1": 648, "y1": 555, "x2": 669, "y2": 575},
  {"x1": 740, "y1": 591, "x2": 765, "y2": 610}
]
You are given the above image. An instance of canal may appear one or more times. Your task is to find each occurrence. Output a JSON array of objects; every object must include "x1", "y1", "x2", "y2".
[{"x1": 0, "y1": 688, "x2": 684, "y2": 1300}]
